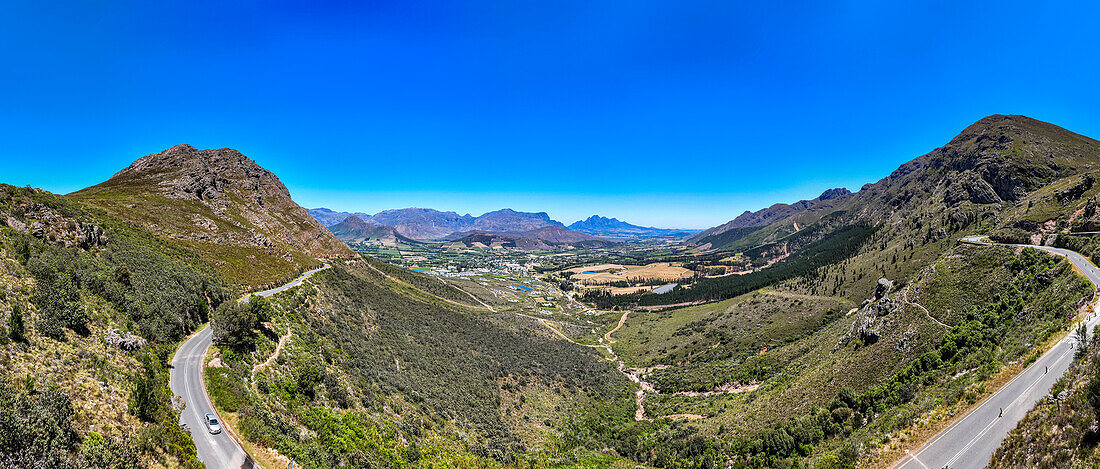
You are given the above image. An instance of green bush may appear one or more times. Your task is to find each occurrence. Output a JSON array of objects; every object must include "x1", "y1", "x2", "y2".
[
  {"x1": 211, "y1": 301, "x2": 258, "y2": 350},
  {"x1": 205, "y1": 367, "x2": 249, "y2": 413},
  {"x1": 7, "y1": 303, "x2": 24, "y2": 342}
]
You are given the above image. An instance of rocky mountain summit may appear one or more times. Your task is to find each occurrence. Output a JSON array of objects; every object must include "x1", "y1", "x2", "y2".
[
  {"x1": 75, "y1": 144, "x2": 350, "y2": 259},
  {"x1": 71, "y1": 145, "x2": 352, "y2": 285},
  {"x1": 469, "y1": 208, "x2": 563, "y2": 233}
]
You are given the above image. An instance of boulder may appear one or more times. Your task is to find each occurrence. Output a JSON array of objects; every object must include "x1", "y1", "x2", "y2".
[
  {"x1": 875, "y1": 278, "x2": 894, "y2": 299},
  {"x1": 104, "y1": 328, "x2": 147, "y2": 351}
]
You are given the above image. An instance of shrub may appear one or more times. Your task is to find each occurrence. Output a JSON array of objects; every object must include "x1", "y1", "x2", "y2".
[
  {"x1": 211, "y1": 301, "x2": 258, "y2": 350},
  {"x1": 7, "y1": 303, "x2": 24, "y2": 342}
]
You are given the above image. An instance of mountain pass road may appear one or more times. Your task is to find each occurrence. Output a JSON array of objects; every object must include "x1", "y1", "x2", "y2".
[
  {"x1": 169, "y1": 264, "x2": 330, "y2": 468},
  {"x1": 895, "y1": 239, "x2": 1100, "y2": 468}
]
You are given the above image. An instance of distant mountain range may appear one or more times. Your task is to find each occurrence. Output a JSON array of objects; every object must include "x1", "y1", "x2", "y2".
[
  {"x1": 568, "y1": 215, "x2": 699, "y2": 239},
  {"x1": 310, "y1": 208, "x2": 694, "y2": 241},
  {"x1": 326, "y1": 213, "x2": 616, "y2": 249},
  {"x1": 328, "y1": 215, "x2": 421, "y2": 245},
  {"x1": 308, "y1": 207, "x2": 563, "y2": 240},
  {"x1": 308, "y1": 207, "x2": 371, "y2": 227}
]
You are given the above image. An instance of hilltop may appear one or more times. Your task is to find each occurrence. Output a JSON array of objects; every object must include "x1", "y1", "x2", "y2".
[{"x1": 72, "y1": 144, "x2": 352, "y2": 285}]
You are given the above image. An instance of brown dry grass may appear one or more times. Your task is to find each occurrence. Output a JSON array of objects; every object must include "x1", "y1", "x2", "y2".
[{"x1": 565, "y1": 262, "x2": 693, "y2": 285}]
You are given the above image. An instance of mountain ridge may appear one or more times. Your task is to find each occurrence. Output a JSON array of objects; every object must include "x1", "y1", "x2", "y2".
[
  {"x1": 308, "y1": 207, "x2": 568, "y2": 240},
  {"x1": 328, "y1": 215, "x2": 421, "y2": 245},
  {"x1": 71, "y1": 144, "x2": 353, "y2": 285}
]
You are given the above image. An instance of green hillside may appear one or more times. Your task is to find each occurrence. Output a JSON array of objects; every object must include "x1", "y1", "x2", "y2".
[
  {"x1": 588, "y1": 115, "x2": 1100, "y2": 466},
  {"x1": 0, "y1": 184, "x2": 229, "y2": 467}
]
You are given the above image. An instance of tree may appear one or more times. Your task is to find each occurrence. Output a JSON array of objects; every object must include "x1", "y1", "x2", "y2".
[
  {"x1": 211, "y1": 301, "x2": 257, "y2": 350},
  {"x1": 129, "y1": 353, "x2": 162, "y2": 422},
  {"x1": 247, "y1": 295, "x2": 274, "y2": 326},
  {"x1": 1088, "y1": 365, "x2": 1100, "y2": 423},
  {"x1": 1078, "y1": 323, "x2": 1091, "y2": 359},
  {"x1": 8, "y1": 303, "x2": 24, "y2": 342}
]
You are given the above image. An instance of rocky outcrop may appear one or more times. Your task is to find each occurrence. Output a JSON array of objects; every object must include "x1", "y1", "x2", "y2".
[
  {"x1": 944, "y1": 170, "x2": 1002, "y2": 205},
  {"x1": 836, "y1": 287, "x2": 901, "y2": 350},
  {"x1": 875, "y1": 278, "x2": 894, "y2": 299},
  {"x1": 104, "y1": 328, "x2": 147, "y2": 351},
  {"x1": 4, "y1": 202, "x2": 108, "y2": 249},
  {"x1": 73, "y1": 144, "x2": 352, "y2": 258},
  {"x1": 1056, "y1": 174, "x2": 1095, "y2": 204},
  {"x1": 818, "y1": 188, "x2": 852, "y2": 201}
]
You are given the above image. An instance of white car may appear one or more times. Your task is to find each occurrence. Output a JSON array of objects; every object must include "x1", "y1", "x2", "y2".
[{"x1": 204, "y1": 412, "x2": 222, "y2": 434}]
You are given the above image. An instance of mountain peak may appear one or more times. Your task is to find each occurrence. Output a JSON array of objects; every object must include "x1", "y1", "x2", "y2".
[
  {"x1": 74, "y1": 145, "x2": 353, "y2": 263},
  {"x1": 818, "y1": 188, "x2": 851, "y2": 201},
  {"x1": 582, "y1": 214, "x2": 620, "y2": 224}
]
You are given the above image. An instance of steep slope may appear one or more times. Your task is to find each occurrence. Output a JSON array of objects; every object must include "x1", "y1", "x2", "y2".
[
  {"x1": 568, "y1": 215, "x2": 698, "y2": 239},
  {"x1": 0, "y1": 184, "x2": 230, "y2": 467},
  {"x1": 328, "y1": 215, "x2": 420, "y2": 245},
  {"x1": 71, "y1": 144, "x2": 353, "y2": 285},
  {"x1": 688, "y1": 187, "x2": 852, "y2": 249}
]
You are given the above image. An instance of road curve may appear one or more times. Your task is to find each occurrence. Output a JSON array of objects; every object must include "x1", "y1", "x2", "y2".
[
  {"x1": 895, "y1": 239, "x2": 1100, "y2": 469},
  {"x1": 170, "y1": 264, "x2": 331, "y2": 469}
]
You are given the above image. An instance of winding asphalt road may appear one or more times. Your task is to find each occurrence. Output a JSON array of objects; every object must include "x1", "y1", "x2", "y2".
[
  {"x1": 170, "y1": 264, "x2": 330, "y2": 469},
  {"x1": 895, "y1": 237, "x2": 1100, "y2": 469}
]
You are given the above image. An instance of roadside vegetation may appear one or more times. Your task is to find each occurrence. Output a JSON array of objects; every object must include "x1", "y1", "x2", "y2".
[
  {"x1": 991, "y1": 321, "x2": 1100, "y2": 467},
  {"x1": 0, "y1": 184, "x2": 228, "y2": 467}
]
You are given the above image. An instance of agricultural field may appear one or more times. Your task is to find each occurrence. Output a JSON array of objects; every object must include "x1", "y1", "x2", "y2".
[{"x1": 564, "y1": 263, "x2": 693, "y2": 286}]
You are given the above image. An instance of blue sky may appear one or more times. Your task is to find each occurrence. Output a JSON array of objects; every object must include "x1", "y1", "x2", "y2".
[{"x1": 1, "y1": 1, "x2": 1098, "y2": 228}]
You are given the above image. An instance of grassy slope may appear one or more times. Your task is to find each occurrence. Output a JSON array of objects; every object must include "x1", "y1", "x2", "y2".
[
  {"x1": 594, "y1": 116, "x2": 1100, "y2": 465},
  {"x1": 0, "y1": 184, "x2": 231, "y2": 467},
  {"x1": 990, "y1": 328, "x2": 1100, "y2": 468},
  {"x1": 607, "y1": 244, "x2": 1090, "y2": 466},
  {"x1": 71, "y1": 175, "x2": 323, "y2": 288}
]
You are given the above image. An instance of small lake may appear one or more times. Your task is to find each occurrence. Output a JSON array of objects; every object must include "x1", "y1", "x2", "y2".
[{"x1": 652, "y1": 284, "x2": 677, "y2": 294}]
